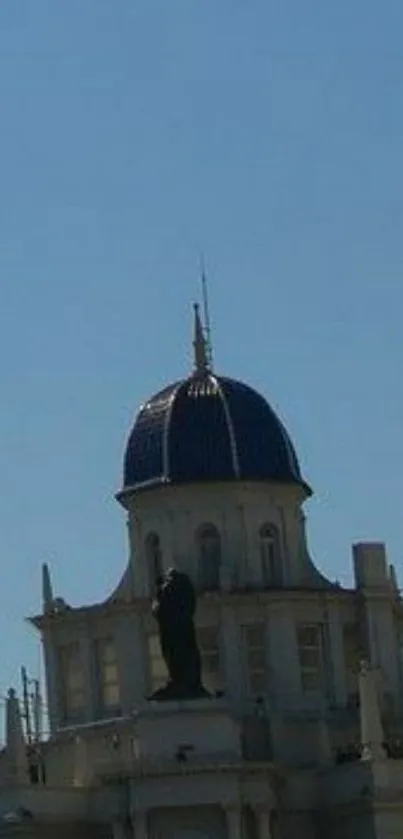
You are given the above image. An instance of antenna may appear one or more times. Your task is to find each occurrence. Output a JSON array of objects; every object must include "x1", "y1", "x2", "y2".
[{"x1": 200, "y1": 258, "x2": 214, "y2": 369}]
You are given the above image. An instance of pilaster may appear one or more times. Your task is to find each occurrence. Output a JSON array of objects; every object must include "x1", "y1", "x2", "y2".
[
  {"x1": 116, "y1": 612, "x2": 148, "y2": 710},
  {"x1": 268, "y1": 605, "x2": 300, "y2": 710},
  {"x1": 327, "y1": 601, "x2": 347, "y2": 706},
  {"x1": 81, "y1": 635, "x2": 96, "y2": 722},
  {"x1": 359, "y1": 660, "x2": 386, "y2": 761}
]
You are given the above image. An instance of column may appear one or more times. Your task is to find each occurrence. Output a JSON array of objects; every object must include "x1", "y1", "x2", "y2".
[
  {"x1": 133, "y1": 809, "x2": 148, "y2": 839},
  {"x1": 224, "y1": 804, "x2": 242, "y2": 839},
  {"x1": 112, "y1": 819, "x2": 133, "y2": 839},
  {"x1": 254, "y1": 806, "x2": 273, "y2": 839},
  {"x1": 222, "y1": 607, "x2": 242, "y2": 704},
  {"x1": 72, "y1": 735, "x2": 88, "y2": 787}
]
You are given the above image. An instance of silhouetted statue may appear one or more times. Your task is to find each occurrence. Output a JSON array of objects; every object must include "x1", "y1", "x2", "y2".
[{"x1": 150, "y1": 568, "x2": 209, "y2": 701}]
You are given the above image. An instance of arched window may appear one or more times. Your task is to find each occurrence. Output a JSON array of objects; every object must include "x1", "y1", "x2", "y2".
[
  {"x1": 259, "y1": 524, "x2": 281, "y2": 586},
  {"x1": 197, "y1": 524, "x2": 221, "y2": 591},
  {"x1": 145, "y1": 532, "x2": 163, "y2": 589}
]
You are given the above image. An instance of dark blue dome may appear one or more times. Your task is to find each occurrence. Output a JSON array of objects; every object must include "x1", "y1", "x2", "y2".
[{"x1": 122, "y1": 373, "x2": 311, "y2": 494}]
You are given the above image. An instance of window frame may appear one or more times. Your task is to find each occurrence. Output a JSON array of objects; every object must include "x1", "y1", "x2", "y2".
[
  {"x1": 243, "y1": 623, "x2": 268, "y2": 697},
  {"x1": 94, "y1": 637, "x2": 121, "y2": 715},
  {"x1": 259, "y1": 523, "x2": 281, "y2": 586},
  {"x1": 297, "y1": 623, "x2": 324, "y2": 694},
  {"x1": 58, "y1": 641, "x2": 86, "y2": 721},
  {"x1": 197, "y1": 523, "x2": 221, "y2": 592}
]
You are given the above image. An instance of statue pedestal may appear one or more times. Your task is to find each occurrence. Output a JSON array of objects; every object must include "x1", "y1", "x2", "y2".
[{"x1": 133, "y1": 698, "x2": 241, "y2": 761}]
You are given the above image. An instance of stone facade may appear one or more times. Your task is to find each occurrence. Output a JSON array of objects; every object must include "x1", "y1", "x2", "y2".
[{"x1": 0, "y1": 315, "x2": 402, "y2": 838}]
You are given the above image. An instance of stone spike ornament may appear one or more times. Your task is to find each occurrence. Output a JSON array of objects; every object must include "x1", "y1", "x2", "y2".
[{"x1": 42, "y1": 562, "x2": 54, "y2": 613}]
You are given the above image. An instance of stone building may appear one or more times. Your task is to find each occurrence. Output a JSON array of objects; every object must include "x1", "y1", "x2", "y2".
[{"x1": 0, "y1": 304, "x2": 402, "y2": 838}]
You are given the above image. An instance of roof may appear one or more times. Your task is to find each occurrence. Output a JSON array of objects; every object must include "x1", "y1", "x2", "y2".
[{"x1": 121, "y1": 372, "x2": 311, "y2": 494}]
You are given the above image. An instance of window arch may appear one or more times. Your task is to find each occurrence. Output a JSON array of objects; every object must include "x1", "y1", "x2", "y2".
[
  {"x1": 259, "y1": 523, "x2": 281, "y2": 586},
  {"x1": 145, "y1": 532, "x2": 163, "y2": 589},
  {"x1": 197, "y1": 523, "x2": 221, "y2": 591}
]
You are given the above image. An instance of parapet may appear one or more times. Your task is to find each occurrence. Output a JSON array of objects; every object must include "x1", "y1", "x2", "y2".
[{"x1": 133, "y1": 698, "x2": 241, "y2": 762}]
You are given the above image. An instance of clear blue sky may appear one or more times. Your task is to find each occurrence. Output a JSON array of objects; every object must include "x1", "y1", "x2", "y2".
[{"x1": 0, "y1": 0, "x2": 402, "y2": 697}]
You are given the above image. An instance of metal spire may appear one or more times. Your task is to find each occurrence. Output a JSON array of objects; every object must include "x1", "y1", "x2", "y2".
[
  {"x1": 201, "y1": 259, "x2": 214, "y2": 370},
  {"x1": 191, "y1": 260, "x2": 215, "y2": 374},
  {"x1": 193, "y1": 303, "x2": 209, "y2": 374}
]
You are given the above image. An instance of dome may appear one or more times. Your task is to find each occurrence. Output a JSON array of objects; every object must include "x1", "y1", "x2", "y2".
[{"x1": 121, "y1": 371, "x2": 311, "y2": 495}]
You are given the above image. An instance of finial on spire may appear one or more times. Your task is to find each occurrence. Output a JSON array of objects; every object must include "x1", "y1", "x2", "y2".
[{"x1": 193, "y1": 303, "x2": 209, "y2": 373}]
